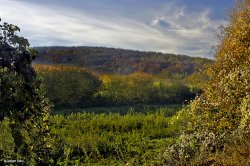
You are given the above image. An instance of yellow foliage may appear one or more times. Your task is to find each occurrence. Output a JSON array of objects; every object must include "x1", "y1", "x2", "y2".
[
  {"x1": 164, "y1": 1, "x2": 250, "y2": 165},
  {"x1": 33, "y1": 64, "x2": 90, "y2": 73},
  {"x1": 199, "y1": 0, "x2": 250, "y2": 130}
]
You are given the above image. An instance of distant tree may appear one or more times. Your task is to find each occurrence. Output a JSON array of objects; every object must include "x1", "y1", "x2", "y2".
[
  {"x1": 35, "y1": 65, "x2": 102, "y2": 108},
  {"x1": 97, "y1": 73, "x2": 156, "y2": 105},
  {"x1": 0, "y1": 19, "x2": 51, "y2": 164},
  {"x1": 185, "y1": 69, "x2": 209, "y2": 89}
]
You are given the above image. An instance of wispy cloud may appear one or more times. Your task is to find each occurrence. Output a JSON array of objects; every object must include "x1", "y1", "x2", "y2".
[{"x1": 0, "y1": 0, "x2": 228, "y2": 58}]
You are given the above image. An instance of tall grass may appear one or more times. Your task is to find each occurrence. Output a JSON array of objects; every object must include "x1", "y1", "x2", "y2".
[
  {"x1": 49, "y1": 107, "x2": 180, "y2": 165},
  {"x1": 53, "y1": 104, "x2": 181, "y2": 116},
  {"x1": 1, "y1": 107, "x2": 181, "y2": 165}
]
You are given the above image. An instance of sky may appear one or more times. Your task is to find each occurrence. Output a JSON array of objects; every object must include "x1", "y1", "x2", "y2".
[{"x1": 0, "y1": 0, "x2": 235, "y2": 58}]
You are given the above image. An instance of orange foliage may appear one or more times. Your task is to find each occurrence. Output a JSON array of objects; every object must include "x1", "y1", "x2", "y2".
[{"x1": 33, "y1": 64, "x2": 89, "y2": 73}]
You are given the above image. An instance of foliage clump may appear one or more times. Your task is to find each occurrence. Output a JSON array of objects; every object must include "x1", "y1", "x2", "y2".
[
  {"x1": 0, "y1": 19, "x2": 52, "y2": 164},
  {"x1": 164, "y1": 0, "x2": 250, "y2": 165},
  {"x1": 35, "y1": 64, "x2": 102, "y2": 108}
]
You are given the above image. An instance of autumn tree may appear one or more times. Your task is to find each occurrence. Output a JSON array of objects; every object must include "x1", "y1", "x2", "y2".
[
  {"x1": 0, "y1": 19, "x2": 52, "y2": 164},
  {"x1": 164, "y1": 0, "x2": 250, "y2": 165}
]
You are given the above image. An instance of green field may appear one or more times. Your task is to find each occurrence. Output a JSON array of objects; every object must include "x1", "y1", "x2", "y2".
[{"x1": 1, "y1": 106, "x2": 182, "y2": 165}]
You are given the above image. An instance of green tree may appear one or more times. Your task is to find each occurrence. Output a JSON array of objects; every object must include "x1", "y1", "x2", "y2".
[
  {"x1": 35, "y1": 65, "x2": 102, "y2": 108},
  {"x1": 0, "y1": 19, "x2": 51, "y2": 164},
  {"x1": 97, "y1": 73, "x2": 156, "y2": 105}
]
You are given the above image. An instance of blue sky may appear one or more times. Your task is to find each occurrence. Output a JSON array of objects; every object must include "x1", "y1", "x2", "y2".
[{"x1": 0, "y1": 0, "x2": 235, "y2": 58}]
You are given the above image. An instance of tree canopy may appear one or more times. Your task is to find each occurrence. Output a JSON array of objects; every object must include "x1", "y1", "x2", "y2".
[
  {"x1": 0, "y1": 18, "x2": 51, "y2": 164},
  {"x1": 164, "y1": 0, "x2": 250, "y2": 165}
]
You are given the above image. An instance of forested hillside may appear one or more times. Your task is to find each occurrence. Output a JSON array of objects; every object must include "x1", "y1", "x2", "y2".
[{"x1": 34, "y1": 46, "x2": 212, "y2": 78}]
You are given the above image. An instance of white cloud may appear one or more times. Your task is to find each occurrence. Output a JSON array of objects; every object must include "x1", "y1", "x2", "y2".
[
  {"x1": 0, "y1": 0, "x2": 227, "y2": 58},
  {"x1": 150, "y1": 5, "x2": 227, "y2": 58}
]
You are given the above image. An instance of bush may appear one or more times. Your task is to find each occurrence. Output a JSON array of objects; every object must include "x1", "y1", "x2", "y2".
[
  {"x1": 164, "y1": 0, "x2": 250, "y2": 165},
  {"x1": 35, "y1": 64, "x2": 102, "y2": 108}
]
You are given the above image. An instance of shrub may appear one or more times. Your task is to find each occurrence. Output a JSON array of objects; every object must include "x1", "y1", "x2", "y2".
[
  {"x1": 35, "y1": 64, "x2": 102, "y2": 108},
  {"x1": 164, "y1": 0, "x2": 250, "y2": 165}
]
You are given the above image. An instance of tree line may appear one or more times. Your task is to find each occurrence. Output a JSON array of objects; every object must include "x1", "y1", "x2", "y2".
[{"x1": 34, "y1": 64, "x2": 201, "y2": 108}]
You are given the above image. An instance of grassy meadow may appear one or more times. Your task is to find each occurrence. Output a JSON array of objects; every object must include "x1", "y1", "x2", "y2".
[{"x1": 1, "y1": 106, "x2": 182, "y2": 165}]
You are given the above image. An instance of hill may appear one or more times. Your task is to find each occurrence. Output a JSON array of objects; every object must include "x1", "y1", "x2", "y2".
[{"x1": 34, "y1": 46, "x2": 212, "y2": 78}]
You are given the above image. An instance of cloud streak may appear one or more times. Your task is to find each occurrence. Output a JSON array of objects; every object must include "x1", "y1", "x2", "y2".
[{"x1": 0, "y1": 0, "x2": 229, "y2": 58}]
